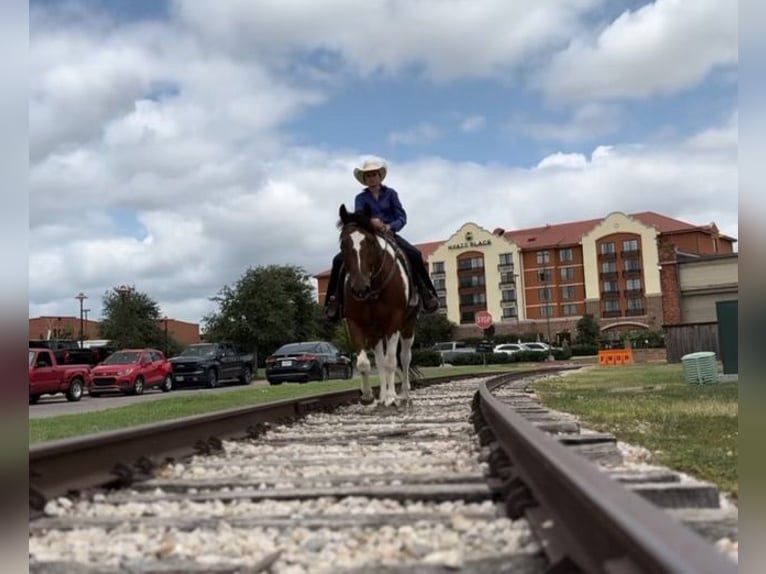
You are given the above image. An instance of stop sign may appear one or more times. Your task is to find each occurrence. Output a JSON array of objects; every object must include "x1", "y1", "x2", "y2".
[{"x1": 475, "y1": 310, "x2": 493, "y2": 330}]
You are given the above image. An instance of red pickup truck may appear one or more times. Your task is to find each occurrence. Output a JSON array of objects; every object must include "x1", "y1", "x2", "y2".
[{"x1": 29, "y1": 348, "x2": 90, "y2": 404}]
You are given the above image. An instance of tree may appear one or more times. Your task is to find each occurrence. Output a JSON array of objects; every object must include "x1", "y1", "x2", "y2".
[
  {"x1": 576, "y1": 313, "x2": 600, "y2": 346},
  {"x1": 99, "y1": 286, "x2": 166, "y2": 349},
  {"x1": 414, "y1": 313, "x2": 457, "y2": 349},
  {"x1": 202, "y1": 265, "x2": 319, "y2": 363}
]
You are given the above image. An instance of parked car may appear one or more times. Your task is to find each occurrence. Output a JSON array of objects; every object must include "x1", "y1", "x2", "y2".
[
  {"x1": 29, "y1": 348, "x2": 90, "y2": 404},
  {"x1": 265, "y1": 341, "x2": 352, "y2": 384},
  {"x1": 89, "y1": 348, "x2": 172, "y2": 396},
  {"x1": 168, "y1": 342, "x2": 254, "y2": 388},
  {"x1": 493, "y1": 343, "x2": 525, "y2": 356},
  {"x1": 29, "y1": 339, "x2": 97, "y2": 366},
  {"x1": 432, "y1": 341, "x2": 476, "y2": 363}
]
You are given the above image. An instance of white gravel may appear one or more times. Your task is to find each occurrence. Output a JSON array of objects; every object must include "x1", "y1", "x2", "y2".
[{"x1": 30, "y1": 378, "x2": 540, "y2": 572}]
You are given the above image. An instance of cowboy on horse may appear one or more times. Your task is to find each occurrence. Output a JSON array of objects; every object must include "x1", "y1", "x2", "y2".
[{"x1": 324, "y1": 158, "x2": 440, "y2": 321}]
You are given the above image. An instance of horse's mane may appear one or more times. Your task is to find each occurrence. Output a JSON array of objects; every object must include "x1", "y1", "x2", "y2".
[{"x1": 337, "y1": 208, "x2": 377, "y2": 236}]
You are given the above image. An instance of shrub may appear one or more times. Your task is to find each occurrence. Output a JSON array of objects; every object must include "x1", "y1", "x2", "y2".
[
  {"x1": 570, "y1": 344, "x2": 599, "y2": 356},
  {"x1": 411, "y1": 349, "x2": 442, "y2": 367}
]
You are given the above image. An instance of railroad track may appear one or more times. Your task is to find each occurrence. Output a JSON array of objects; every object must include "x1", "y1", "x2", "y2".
[{"x1": 29, "y1": 368, "x2": 737, "y2": 573}]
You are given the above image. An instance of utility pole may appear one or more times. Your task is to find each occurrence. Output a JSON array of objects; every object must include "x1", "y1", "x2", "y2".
[
  {"x1": 75, "y1": 292, "x2": 88, "y2": 349},
  {"x1": 539, "y1": 270, "x2": 554, "y2": 362},
  {"x1": 116, "y1": 285, "x2": 132, "y2": 349}
]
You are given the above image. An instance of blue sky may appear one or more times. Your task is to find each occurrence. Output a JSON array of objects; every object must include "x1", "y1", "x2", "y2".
[{"x1": 29, "y1": 0, "x2": 738, "y2": 323}]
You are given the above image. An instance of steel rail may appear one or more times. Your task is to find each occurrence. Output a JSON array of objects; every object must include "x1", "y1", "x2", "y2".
[
  {"x1": 29, "y1": 370, "x2": 524, "y2": 508},
  {"x1": 477, "y1": 374, "x2": 737, "y2": 574}
]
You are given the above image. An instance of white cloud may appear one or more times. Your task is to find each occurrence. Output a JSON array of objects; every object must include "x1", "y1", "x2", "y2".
[
  {"x1": 459, "y1": 115, "x2": 486, "y2": 133},
  {"x1": 388, "y1": 123, "x2": 442, "y2": 146},
  {"x1": 172, "y1": 0, "x2": 601, "y2": 81},
  {"x1": 515, "y1": 102, "x2": 622, "y2": 142},
  {"x1": 536, "y1": 0, "x2": 738, "y2": 101}
]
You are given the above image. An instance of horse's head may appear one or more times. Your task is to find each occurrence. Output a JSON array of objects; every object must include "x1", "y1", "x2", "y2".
[{"x1": 338, "y1": 203, "x2": 382, "y2": 301}]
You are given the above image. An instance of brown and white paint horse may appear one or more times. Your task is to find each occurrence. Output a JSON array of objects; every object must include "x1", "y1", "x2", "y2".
[{"x1": 337, "y1": 204, "x2": 419, "y2": 406}]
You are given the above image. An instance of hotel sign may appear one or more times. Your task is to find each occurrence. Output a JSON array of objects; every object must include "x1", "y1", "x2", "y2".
[{"x1": 448, "y1": 231, "x2": 491, "y2": 250}]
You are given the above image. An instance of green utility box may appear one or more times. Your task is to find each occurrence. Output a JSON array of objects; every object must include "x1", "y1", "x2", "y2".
[{"x1": 716, "y1": 300, "x2": 738, "y2": 375}]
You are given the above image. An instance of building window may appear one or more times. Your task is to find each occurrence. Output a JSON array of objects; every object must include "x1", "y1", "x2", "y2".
[
  {"x1": 540, "y1": 305, "x2": 554, "y2": 318},
  {"x1": 538, "y1": 268, "x2": 552, "y2": 282},
  {"x1": 600, "y1": 242, "x2": 616, "y2": 254},
  {"x1": 604, "y1": 300, "x2": 620, "y2": 312},
  {"x1": 461, "y1": 311, "x2": 475, "y2": 323},
  {"x1": 499, "y1": 253, "x2": 514, "y2": 266},
  {"x1": 559, "y1": 248, "x2": 573, "y2": 262},
  {"x1": 626, "y1": 278, "x2": 642, "y2": 291},
  {"x1": 539, "y1": 287, "x2": 552, "y2": 301},
  {"x1": 460, "y1": 293, "x2": 486, "y2": 306},
  {"x1": 561, "y1": 286, "x2": 575, "y2": 299},
  {"x1": 536, "y1": 250, "x2": 550, "y2": 264},
  {"x1": 603, "y1": 280, "x2": 619, "y2": 292},
  {"x1": 458, "y1": 256, "x2": 484, "y2": 270},
  {"x1": 623, "y1": 239, "x2": 639, "y2": 252},
  {"x1": 562, "y1": 303, "x2": 578, "y2": 316},
  {"x1": 501, "y1": 289, "x2": 516, "y2": 302},
  {"x1": 432, "y1": 261, "x2": 445, "y2": 274},
  {"x1": 561, "y1": 267, "x2": 575, "y2": 281},
  {"x1": 601, "y1": 261, "x2": 617, "y2": 273},
  {"x1": 500, "y1": 271, "x2": 516, "y2": 284},
  {"x1": 624, "y1": 258, "x2": 641, "y2": 271},
  {"x1": 502, "y1": 307, "x2": 517, "y2": 319},
  {"x1": 433, "y1": 278, "x2": 446, "y2": 291},
  {"x1": 459, "y1": 275, "x2": 485, "y2": 288},
  {"x1": 627, "y1": 298, "x2": 644, "y2": 311}
]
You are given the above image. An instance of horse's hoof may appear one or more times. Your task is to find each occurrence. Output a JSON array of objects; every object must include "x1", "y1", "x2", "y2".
[{"x1": 360, "y1": 394, "x2": 375, "y2": 405}]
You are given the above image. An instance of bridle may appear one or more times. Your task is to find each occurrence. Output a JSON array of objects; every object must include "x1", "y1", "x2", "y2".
[{"x1": 342, "y1": 225, "x2": 401, "y2": 301}]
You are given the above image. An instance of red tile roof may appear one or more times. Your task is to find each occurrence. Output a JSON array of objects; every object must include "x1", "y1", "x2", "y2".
[{"x1": 313, "y1": 212, "x2": 735, "y2": 277}]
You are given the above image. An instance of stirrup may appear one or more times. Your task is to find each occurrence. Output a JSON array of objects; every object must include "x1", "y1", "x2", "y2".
[{"x1": 325, "y1": 296, "x2": 341, "y2": 321}]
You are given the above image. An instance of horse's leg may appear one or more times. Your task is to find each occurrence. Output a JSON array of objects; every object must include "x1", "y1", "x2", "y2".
[
  {"x1": 372, "y1": 340, "x2": 392, "y2": 406},
  {"x1": 398, "y1": 334, "x2": 414, "y2": 404},
  {"x1": 356, "y1": 349, "x2": 374, "y2": 403},
  {"x1": 382, "y1": 332, "x2": 400, "y2": 407}
]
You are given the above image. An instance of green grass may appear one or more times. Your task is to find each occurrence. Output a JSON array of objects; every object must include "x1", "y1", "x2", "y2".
[
  {"x1": 534, "y1": 363, "x2": 738, "y2": 497},
  {"x1": 29, "y1": 363, "x2": 531, "y2": 444}
]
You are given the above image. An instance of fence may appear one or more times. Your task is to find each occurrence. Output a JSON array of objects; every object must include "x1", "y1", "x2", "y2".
[{"x1": 663, "y1": 322, "x2": 719, "y2": 363}]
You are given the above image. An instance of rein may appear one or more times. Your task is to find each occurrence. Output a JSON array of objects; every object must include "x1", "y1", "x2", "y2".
[
  {"x1": 344, "y1": 225, "x2": 402, "y2": 301},
  {"x1": 367, "y1": 233, "x2": 401, "y2": 300}
]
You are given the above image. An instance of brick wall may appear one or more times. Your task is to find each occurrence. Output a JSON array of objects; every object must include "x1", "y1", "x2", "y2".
[{"x1": 658, "y1": 243, "x2": 682, "y2": 324}]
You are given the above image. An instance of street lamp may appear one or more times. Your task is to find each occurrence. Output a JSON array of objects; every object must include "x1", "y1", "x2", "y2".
[{"x1": 75, "y1": 292, "x2": 88, "y2": 349}]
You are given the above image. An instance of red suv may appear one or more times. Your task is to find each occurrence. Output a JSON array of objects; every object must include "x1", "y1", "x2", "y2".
[{"x1": 89, "y1": 348, "x2": 173, "y2": 396}]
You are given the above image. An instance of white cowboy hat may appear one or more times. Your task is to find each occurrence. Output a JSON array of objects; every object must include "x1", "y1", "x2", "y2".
[{"x1": 353, "y1": 158, "x2": 388, "y2": 185}]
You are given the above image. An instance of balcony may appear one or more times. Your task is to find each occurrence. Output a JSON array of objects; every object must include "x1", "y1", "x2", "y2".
[
  {"x1": 625, "y1": 308, "x2": 646, "y2": 317},
  {"x1": 430, "y1": 270, "x2": 446, "y2": 278},
  {"x1": 599, "y1": 271, "x2": 618, "y2": 280},
  {"x1": 602, "y1": 291, "x2": 620, "y2": 298},
  {"x1": 602, "y1": 310, "x2": 622, "y2": 318},
  {"x1": 500, "y1": 300, "x2": 517, "y2": 308},
  {"x1": 622, "y1": 269, "x2": 642, "y2": 277},
  {"x1": 498, "y1": 279, "x2": 516, "y2": 288},
  {"x1": 435, "y1": 288, "x2": 446, "y2": 296},
  {"x1": 621, "y1": 249, "x2": 642, "y2": 258},
  {"x1": 497, "y1": 263, "x2": 515, "y2": 272},
  {"x1": 598, "y1": 251, "x2": 617, "y2": 261},
  {"x1": 624, "y1": 288, "x2": 643, "y2": 296}
]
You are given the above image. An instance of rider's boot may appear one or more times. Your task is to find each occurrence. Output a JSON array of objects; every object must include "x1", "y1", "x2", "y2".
[{"x1": 417, "y1": 281, "x2": 439, "y2": 313}]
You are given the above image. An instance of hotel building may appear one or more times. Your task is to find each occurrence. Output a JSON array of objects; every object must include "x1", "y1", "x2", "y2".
[{"x1": 315, "y1": 211, "x2": 736, "y2": 337}]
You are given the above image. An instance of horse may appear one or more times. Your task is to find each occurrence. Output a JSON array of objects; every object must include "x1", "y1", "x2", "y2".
[{"x1": 337, "y1": 203, "x2": 419, "y2": 406}]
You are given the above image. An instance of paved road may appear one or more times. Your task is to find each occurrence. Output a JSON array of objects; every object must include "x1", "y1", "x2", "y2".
[{"x1": 29, "y1": 379, "x2": 271, "y2": 419}]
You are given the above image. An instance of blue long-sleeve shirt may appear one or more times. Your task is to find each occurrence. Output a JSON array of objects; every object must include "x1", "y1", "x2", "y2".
[{"x1": 354, "y1": 185, "x2": 407, "y2": 233}]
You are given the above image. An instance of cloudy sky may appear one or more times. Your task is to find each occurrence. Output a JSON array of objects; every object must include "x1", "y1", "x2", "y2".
[{"x1": 29, "y1": 0, "x2": 738, "y2": 324}]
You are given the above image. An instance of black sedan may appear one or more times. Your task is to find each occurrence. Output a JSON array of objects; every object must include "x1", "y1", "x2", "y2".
[{"x1": 265, "y1": 341, "x2": 353, "y2": 384}]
